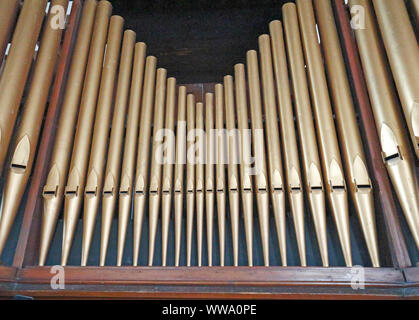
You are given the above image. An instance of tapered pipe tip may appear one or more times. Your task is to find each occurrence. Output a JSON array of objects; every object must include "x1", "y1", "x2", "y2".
[
  {"x1": 242, "y1": 192, "x2": 254, "y2": 267},
  {"x1": 148, "y1": 194, "x2": 161, "y2": 267},
  {"x1": 308, "y1": 191, "x2": 329, "y2": 267},
  {"x1": 39, "y1": 196, "x2": 62, "y2": 267},
  {"x1": 133, "y1": 194, "x2": 146, "y2": 266},
  {"x1": 100, "y1": 195, "x2": 117, "y2": 267},
  {"x1": 271, "y1": 191, "x2": 286, "y2": 267},
  {"x1": 329, "y1": 190, "x2": 352, "y2": 267},
  {"x1": 117, "y1": 193, "x2": 132, "y2": 267},
  {"x1": 81, "y1": 195, "x2": 100, "y2": 267},
  {"x1": 161, "y1": 193, "x2": 172, "y2": 267},
  {"x1": 354, "y1": 190, "x2": 380, "y2": 268},
  {"x1": 61, "y1": 196, "x2": 83, "y2": 267},
  {"x1": 290, "y1": 191, "x2": 306, "y2": 267},
  {"x1": 229, "y1": 191, "x2": 240, "y2": 267}
]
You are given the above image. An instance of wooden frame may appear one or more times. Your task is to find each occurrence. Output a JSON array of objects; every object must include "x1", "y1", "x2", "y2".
[{"x1": 0, "y1": 0, "x2": 417, "y2": 299}]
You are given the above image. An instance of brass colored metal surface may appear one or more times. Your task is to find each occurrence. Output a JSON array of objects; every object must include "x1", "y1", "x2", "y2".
[
  {"x1": 148, "y1": 68, "x2": 167, "y2": 266},
  {"x1": 296, "y1": 0, "x2": 352, "y2": 266},
  {"x1": 161, "y1": 77, "x2": 177, "y2": 267},
  {"x1": 0, "y1": 0, "x2": 47, "y2": 173},
  {"x1": 223, "y1": 75, "x2": 240, "y2": 267},
  {"x1": 174, "y1": 86, "x2": 187, "y2": 266},
  {"x1": 314, "y1": 0, "x2": 379, "y2": 267},
  {"x1": 117, "y1": 42, "x2": 146, "y2": 266},
  {"x1": 0, "y1": 0, "x2": 69, "y2": 258},
  {"x1": 39, "y1": 0, "x2": 97, "y2": 266},
  {"x1": 282, "y1": 3, "x2": 328, "y2": 267},
  {"x1": 350, "y1": 0, "x2": 419, "y2": 249},
  {"x1": 205, "y1": 93, "x2": 215, "y2": 267},
  {"x1": 133, "y1": 55, "x2": 157, "y2": 266},
  {"x1": 246, "y1": 51, "x2": 272, "y2": 265},
  {"x1": 196, "y1": 102, "x2": 205, "y2": 266},
  {"x1": 61, "y1": 0, "x2": 112, "y2": 266},
  {"x1": 373, "y1": 0, "x2": 419, "y2": 159},
  {"x1": 234, "y1": 64, "x2": 254, "y2": 267},
  {"x1": 214, "y1": 83, "x2": 226, "y2": 267},
  {"x1": 259, "y1": 34, "x2": 286, "y2": 267},
  {"x1": 100, "y1": 30, "x2": 136, "y2": 266},
  {"x1": 82, "y1": 15, "x2": 123, "y2": 266},
  {"x1": 0, "y1": 0, "x2": 19, "y2": 64},
  {"x1": 186, "y1": 93, "x2": 196, "y2": 266},
  {"x1": 269, "y1": 21, "x2": 306, "y2": 267}
]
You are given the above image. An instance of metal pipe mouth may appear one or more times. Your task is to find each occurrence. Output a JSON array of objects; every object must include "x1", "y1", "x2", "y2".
[{"x1": 11, "y1": 163, "x2": 27, "y2": 173}]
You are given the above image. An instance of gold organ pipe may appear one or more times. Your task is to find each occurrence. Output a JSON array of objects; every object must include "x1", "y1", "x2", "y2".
[
  {"x1": 117, "y1": 42, "x2": 147, "y2": 266},
  {"x1": 174, "y1": 86, "x2": 187, "y2": 266},
  {"x1": 39, "y1": 0, "x2": 97, "y2": 266},
  {"x1": 186, "y1": 93, "x2": 196, "y2": 266},
  {"x1": 296, "y1": 0, "x2": 352, "y2": 266},
  {"x1": 314, "y1": 0, "x2": 379, "y2": 267},
  {"x1": 234, "y1": 64, "x2": 254, "y2": 266},
  {"x1": 196, "y1": 102, "x2": 205, "y2": 266},
  {"x1": 223, "y1": 75, "x2": 240, "y2": 267},
  {"x1": 349, "y1": 0, "x2": 419, "y2": 249},
  {"x1": 246, "y1": 51, "x2": 272, "y2": 265},
  {"x1": 205, "y1": 93, "x2": 215, "y2": 267},
  {"x1": 133, "y1": 55, "x2": 157, "y2": 266},
  {"x1": 269, "y1": 21, "x2": 307, "y2": 266},
  {"x1": 282, "y1": 3, "x2": 328, "y2": 267},
  {"x1": 148, "y1": 68, "x2": 167, "y2": 266},
  {"x1": 0, "y1": 0, "x2": 69, "y2": 258},
  {"x1": 259, "y1": 34, "x2": 286, "y2": 267},
  {"x1": 61, "y1": 0, "x2": 112, "y2": 266},
  {"x1": 161, "y1": 78, "x2": 177, "y2": 267},
  {"x1": 214, "y1": 84, "x2": 226, "y2": 266},
  {"x1": 373, "y1": 0, "x2": 419, "y2": 159},
  {"x1": 0, "y1": 0, "x2": 48, "y2": 173},
  {"x1": 100, "y1": 30, "x2": 136, "y2": 266},
  {"x1": 81, "y1": 15, "x2": 124, "y2": 266}
]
